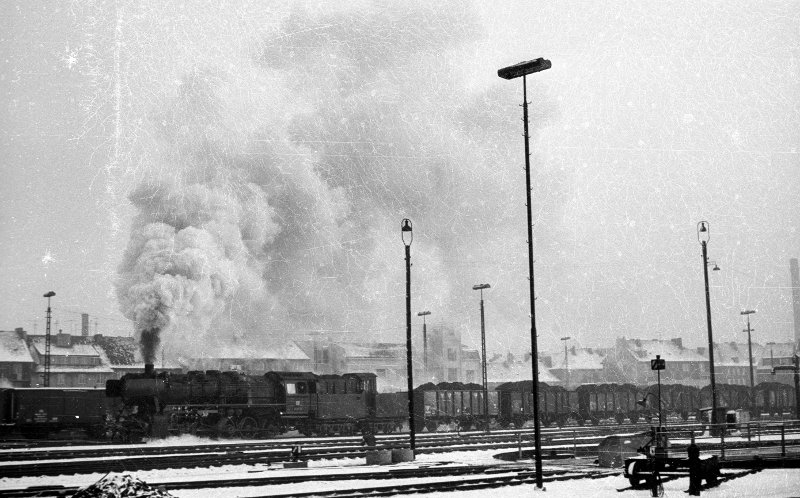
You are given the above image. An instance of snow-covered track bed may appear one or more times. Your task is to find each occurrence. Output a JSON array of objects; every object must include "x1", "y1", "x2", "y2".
[{"x1": 0, "y1": 465, "x2": 618, "y2": 498}]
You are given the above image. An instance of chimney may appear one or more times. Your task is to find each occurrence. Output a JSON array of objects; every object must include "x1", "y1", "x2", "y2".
[
  {"x1": 55, "y1": 330, "x2": 71, "y2": 347},
  {"x1": 145, "y1": 363, "x2": 155, "y2": 376},
  {"x1": 81, "y1": 313, "x2": 89, "y2": 336},
  {"x1": 14, "y1": 327, "x2": 26, "y2": 341}
]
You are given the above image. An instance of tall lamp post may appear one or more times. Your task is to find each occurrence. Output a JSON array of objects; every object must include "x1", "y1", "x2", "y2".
[
  {"x1": 561, "y1": 336, "x2": 571, "y2": 390},
  {"x1": 43, "y1": 291, "x2": 56, "y2": 387},
  {"x1": 418, "y1": 311, "x2": 431, "y2": 382},
  {"x1": 401, "y1": 219, "x2": 415, "y2": 456},
  {"x1": 697, "y1": 221, "x2": 718, "y2": 430},
  {"x1": 741, "y1": 309, "x2": 757, "y2": 407},
  {"x1": 473, "y1": 283, "x2": 491, "y2": 433},
  {"x1": 498, "y1": 56, "x2": 551, "y2": 489}
]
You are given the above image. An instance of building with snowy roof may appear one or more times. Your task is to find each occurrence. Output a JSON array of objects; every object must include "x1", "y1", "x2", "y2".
[
  {"x1": 27, "y1": 332, "x2": 116, "y2": 388},
  {"x1": 755, "y1": 342, "x2": 798, "y2": 387},
  {"x1": 604, "y1": 337, "x2": 711, "y2": 387},
  {"x1": 0, "y1": 328, "x2": 35, "y2": 387},
  {"x1": 486, "y1": 352, "x2": 561, "y2": 390},
  {"x1": 186, "y1": 341, "x2": 312, "y2": 375},
  {"x1": 548, "y1": 346, "x2": 609, "y2": 389}
]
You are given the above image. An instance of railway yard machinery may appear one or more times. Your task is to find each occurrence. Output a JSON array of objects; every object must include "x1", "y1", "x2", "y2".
[{"x1": 623, "y1": 426, "x2": 721, "y2": 487}]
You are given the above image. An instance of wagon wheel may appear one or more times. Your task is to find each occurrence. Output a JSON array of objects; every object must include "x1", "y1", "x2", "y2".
[
  {"x1": 238, "y1": 417, "x2": 259, "y2": 438},
  {"x1": 261, "y1": 421, "x2": 281, "y2": 438}
]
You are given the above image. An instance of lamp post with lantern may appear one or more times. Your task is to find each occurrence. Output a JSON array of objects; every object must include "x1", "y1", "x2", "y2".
[{"x1": 401, "y1": 219, "x2": 415, "y2": 455}]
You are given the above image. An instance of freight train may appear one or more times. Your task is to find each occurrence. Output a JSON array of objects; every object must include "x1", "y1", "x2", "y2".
[
  {"x1": 495, "y1": 380, "x2": 797, "y2": 427},
  {"x1": 1, "y1": 367, "x2": 795, "y2": 440}
]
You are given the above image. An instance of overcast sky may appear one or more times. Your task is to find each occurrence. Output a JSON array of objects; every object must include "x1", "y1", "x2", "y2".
[{"x1": 1, "y1": 1, "x2": 798, "y2": 363}]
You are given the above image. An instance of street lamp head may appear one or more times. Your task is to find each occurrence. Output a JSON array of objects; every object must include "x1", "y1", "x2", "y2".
[
  {"x1": 43, "y1": 291, "x2": 55, "y2": 298},
  {"x1": 712, "y1": 263, "x2": 720, "y2": 271},
  {"x1": 417, "y1": 311, "x2": 431, "y2": 317},
  {"x1": 401, "y1": 218, "x2": 413, "y2": 246},
  {"x1": 697, "y1": 221, "x2": 710, "y2": 244},
  {"x1": 497, "y1": 58, "x2": 552, "y2": 80},
  {"x1": 472, "y1": 283, "x2": 491, "y2": 291},
  {"x1": 741, "y1": 310, "x2": 756, "y2": 316},
  {"x1": 561, "y1": 336, "x2": 570, "y2": 341}
]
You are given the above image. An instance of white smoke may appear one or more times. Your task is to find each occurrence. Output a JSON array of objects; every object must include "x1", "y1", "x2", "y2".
[{"x1": 116, "y1": 180, "x2": 279, "y2": 362}]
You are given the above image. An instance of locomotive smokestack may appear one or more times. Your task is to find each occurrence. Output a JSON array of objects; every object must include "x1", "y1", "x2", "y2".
[
  {"x1": 145, "y1": 363, "x2": 154, "y2": 375},
  {"x1": 140, "y1": 327, "x2": 160, "y2": 366}
]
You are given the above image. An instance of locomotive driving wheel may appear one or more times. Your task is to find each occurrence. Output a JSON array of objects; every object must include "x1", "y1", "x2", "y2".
[
  {"x1": 238, "y1": 417, "x2": 259, "y2": 438},
  {"x1": 218, "y1": 418, "x2": 238, "y2": 438}
]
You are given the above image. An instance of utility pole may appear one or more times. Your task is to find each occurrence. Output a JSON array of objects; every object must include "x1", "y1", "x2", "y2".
[{"x1": 43, "y1": 291, "x2": 56, "y2": 387}]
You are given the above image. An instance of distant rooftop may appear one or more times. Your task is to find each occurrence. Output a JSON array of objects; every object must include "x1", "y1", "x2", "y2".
[{"x1": 0, "y1": 330, "x2": 34, "y2": 363}]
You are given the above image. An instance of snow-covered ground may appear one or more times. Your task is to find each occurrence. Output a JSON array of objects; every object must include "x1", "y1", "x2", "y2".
[{"x1": 2, "y1": 442, "x2": 799, "y2": 497}]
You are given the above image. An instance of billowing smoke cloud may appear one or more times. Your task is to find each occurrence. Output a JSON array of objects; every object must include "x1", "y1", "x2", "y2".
[
  {"x1": 116, "y1": 180, "x2": 279, "y2": 362},
  {"x1": 109, "y1": 1, "x2": 559, "y2": 362}
]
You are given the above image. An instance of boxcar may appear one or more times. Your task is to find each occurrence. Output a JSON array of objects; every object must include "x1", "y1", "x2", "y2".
[
  {"x1": 413, "y1": 382, "x2": 498, "y2": 432},
  {"x1": 2, "y1": 387, "x2": 119, "y2": 438},
  {"x1": 497, "y1": 381, "x2": 577, "y2": 427}
]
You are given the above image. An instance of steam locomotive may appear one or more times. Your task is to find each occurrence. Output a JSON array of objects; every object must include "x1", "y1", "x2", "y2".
[{"x1": 104, "y1": 364, "x2": 411, "y2": 440}]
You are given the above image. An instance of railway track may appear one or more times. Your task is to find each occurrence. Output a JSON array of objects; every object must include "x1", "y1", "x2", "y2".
[
  {"x1": 0, "y1": 435, "x2": 581, "y2": 479},
  {"x1": 0, "y1": 464, "x2": 619, "y2": 498},
  {"x1": 0, "y1": 423, "x2": 664, "y2": 459}
]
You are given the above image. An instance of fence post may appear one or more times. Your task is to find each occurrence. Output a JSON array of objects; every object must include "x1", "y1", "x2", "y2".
[
  {"x1": 781, "y1": 425, "x2": 786, "y2": 458},
  {"x1": 518, "y1": 432, "x2": 522, "y2": 460},
  {"x1": 719, "y1": 423, "x2": 725, "y2": 460},
  {"x1": 573, "y1": 430, "x2": 577, "y2": 454}
]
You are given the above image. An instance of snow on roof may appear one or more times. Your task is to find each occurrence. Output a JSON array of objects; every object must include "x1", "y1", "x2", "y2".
[
  {"x1": 34, "y1": 365, "x2": 116, "y2": 373},
  {"x1": 553, "y1": 348, "x2": 605, "y2": 370},
  {"x1": 94, "y1": 336, "x2": 140, "y2": 366},
  {"x1": 487, "y1": 358, "x2": 560, "y2": 384},
  {"x1": 29, "y1": 339, "x2": 101, "y2": 357},
  {"x1": 261, "y1": 341, "x2": 310, "y2": 360},
  {"x1": 339, "y1": 342, "x2": 404, "y2": 359},
  {"x1": 200, "y1": 341, "x2": 311, "y2": 361},
  {"x1": 622, "y1": 338, "x2": 707, "y2": 362},
  {"x1": 0, "y1": 331, "x2": 34, "y2": 363},
  {"x1": 715, "y1": 342, "x2": 758, "y2": 366}
]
